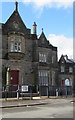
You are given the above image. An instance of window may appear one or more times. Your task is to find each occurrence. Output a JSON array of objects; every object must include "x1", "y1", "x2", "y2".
[
  {"x1": 52, "y1": 71, "x2": 55, "y2": 86},
  {"x1": 14, "y1": 42, "x2": 18, "y2": 51},
  {"x1": 52, "y1": 56, "x2": 54, "y2": 63},
  {"x1": 61, "y1": 66, "x2": 64, "y2": 72},
  {"x1": 65, "y1": 79, "x2": 70, "y2": 86},
  {"x1": 38, "y1": 71, "x2": 48, "y2": 85},
  {"x1": 69, "y1": 67, "x2": 73, "y2": 73},
  {"x1": 10, "y1": 37, "x2": 21, "y2": 52},
  {"x1": 11, "y1": 42, "x2": 14, "y2": 52},
  {"x1": 39, "y1": 53, "x2": 46, "y2": 62}
]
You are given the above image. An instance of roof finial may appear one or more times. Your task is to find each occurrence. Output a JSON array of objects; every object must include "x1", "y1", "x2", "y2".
[
  {"x1": 42, "y1": 28, "x2": 43, "y2": 32},
  {"x1": 15, "y1": 1, "x2": 18, "y2": 11}
]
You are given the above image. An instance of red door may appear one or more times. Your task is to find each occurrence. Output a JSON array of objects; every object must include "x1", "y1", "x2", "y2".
[
  {"x1": 61, "y1": 80, "x2": 64, "y2": 86},
  {"x1": 10, "y1": 70, "x2": 19, "y2": 91}
]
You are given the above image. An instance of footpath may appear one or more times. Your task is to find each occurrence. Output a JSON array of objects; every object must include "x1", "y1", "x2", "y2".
[{"x1": 0, "y1": 96, "x2": 73, "y2": 108}]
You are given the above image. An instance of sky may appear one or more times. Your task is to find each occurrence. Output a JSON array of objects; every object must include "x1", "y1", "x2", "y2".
[{"x1": 1, "y1": 0, "x2": 74, "y2": 60}]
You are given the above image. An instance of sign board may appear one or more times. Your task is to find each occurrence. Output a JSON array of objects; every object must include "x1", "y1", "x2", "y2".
[
  {"x1": 65, "y1": 79, "x2": 70, "y2": 86},
  {"x1": 21, "y1": 85, "x2": 28, "y2": 92}
]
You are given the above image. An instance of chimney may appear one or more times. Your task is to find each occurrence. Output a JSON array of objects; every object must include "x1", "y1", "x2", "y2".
[{"x1": 33, "y1": 22, "x2": 37, "y2": 34}]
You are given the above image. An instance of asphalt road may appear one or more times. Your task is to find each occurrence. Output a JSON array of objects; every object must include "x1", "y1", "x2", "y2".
[{"x1": 2, "y1": 99, "x2": 73, "y2": 118}]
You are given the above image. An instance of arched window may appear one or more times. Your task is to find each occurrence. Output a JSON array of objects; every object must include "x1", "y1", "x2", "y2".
[{"x1": 65, "y1": 79, "x2": 70, "y2": 86}]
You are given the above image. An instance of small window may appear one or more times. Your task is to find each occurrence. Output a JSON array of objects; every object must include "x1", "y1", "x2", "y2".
[
  {"x1": 39, "y1": 53, "x2": 46, "y2": 62},
  {"x1": 69, "y1": 67, "x2": 73, "y2": 73},
  {"x1": 38, "y1": 72, "x2": 41, "y2": 77},
  {"x1": 18, "y1": 43, "x2": 21, "y2": 52},
  {"x1": 61, "y1": 66, "x2": 64, "y2": 72},
  {"x1": 14, "y1": 42, "x2": 18, "y2": 52},
  {"x1": 10, "y1": 37, "x2": 21, "y2": 52},
  {"x1": 44, "y1": 54, "x2": 46, "y2": 62},
  {"x1": 11, "y1": 42, "x2": 14, "y2": 52}
]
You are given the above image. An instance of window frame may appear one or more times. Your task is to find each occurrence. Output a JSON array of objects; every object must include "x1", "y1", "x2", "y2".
[
  {"x1": 38, "y1": 71, "x2": 48, "y2": 86},
  {"x1": 69, "y1": 67, "x2": 73, "y2": 73},
  {"x1": 10, "y1": 36, "x2": 21, "y2": 52},
  {"x1": 39, "y1": 53, "x2": 47, "y2": 63},
  {"x1": 61, "y1": 66, "x2": 65, "y2": 73}
]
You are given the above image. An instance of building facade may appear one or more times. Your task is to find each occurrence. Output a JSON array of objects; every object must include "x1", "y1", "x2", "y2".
[
  {"x1": 1, "y1": 2, "x2": 58, "y2": 96},
  {"x1": 1, "y1": 2, "x2": 75, "y2": 97},
  {"x1": 58, "y1": 55, "x2": 75, "y2": 95}
]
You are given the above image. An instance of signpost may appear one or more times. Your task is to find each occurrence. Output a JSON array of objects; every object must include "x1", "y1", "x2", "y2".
[{"x1": 21, "y1": 85, "x2": 28, "y2": 92}]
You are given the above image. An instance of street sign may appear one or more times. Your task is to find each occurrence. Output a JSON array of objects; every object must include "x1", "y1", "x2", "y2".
[{"x1": 21, "y1": 85, "x2": 28, "y2": 92}]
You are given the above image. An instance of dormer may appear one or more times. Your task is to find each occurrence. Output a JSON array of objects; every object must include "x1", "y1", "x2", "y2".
[
  {"x1": 38, "y1": 29, "x2": 49, "y2": 47},
  {"x1": 39, "y1": 29, "x2": 47, "y2": 43},
  {"x1": 59, "y1": 55, "x2": 65, "y2": 64},
  {"x1": 3, "y1": 2, "x2": 31, "y2": 36}
]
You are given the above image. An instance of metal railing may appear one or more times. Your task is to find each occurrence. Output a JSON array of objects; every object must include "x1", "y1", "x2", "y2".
[{"x1": 1, "y1": 84, "x2": 73, "y2": 99}]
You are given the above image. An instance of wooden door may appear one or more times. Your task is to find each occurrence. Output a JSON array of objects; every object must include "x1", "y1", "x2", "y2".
[{"x1": 10, "y1": 70, "x2": 19, "y2": 91}]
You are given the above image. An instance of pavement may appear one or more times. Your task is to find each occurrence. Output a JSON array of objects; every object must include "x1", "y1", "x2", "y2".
[{"x1": 0, "y1": 96, "x2": 73, "y2": 108}]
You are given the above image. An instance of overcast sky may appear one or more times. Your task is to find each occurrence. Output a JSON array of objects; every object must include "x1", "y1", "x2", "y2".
[{"x1": 1, "y1": 0, "x2": 74, "y2": 60}]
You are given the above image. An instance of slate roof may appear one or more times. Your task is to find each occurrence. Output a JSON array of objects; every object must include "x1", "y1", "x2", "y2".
[
  {"x1": 59, "y1": 55, "x2": 75, "y2": 64},
  {"x1": 65, "y1": 58, "x2": 75, "y2": 63},
  {"x1": 3, "y1": 4, "x2": 30, "y2": 35}
]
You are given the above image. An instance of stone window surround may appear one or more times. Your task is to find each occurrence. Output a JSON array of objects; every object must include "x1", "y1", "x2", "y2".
[
  {"x1": 11, "y1": 41, "x2": 21, "y2": 52},
  {"x1": 69, "y1": 67, "x2": 73, "y2": 73},
  {"x1": 39, "y1": 52, "x2": 47, "y2": 63},
  {"x1": 8, "y1": 35, "x2": 24, "y2": 52},
  {"x1": 10, "y1": 36, "x2": 21, "y2": 52},
  {"x1": 38, "y1": 71, "x2": 49, "y2": 86}
]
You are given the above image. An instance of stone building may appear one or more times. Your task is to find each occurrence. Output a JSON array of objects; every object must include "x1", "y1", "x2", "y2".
[
  {"x1": 58, "y1": 55, "x2": 74, "y2": 87},
  {"x1": 1, "y1": 2, "x2": 75, "y2": 97},
  {"x1": 58, "y1": 55, "x2": 75, "y2": 95},
  {"x1": 2, "y1": 2, "x2": 58, "y2": 96}
]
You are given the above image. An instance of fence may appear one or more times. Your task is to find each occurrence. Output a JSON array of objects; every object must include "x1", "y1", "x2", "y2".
[
  {"x1": 49, "y1": 86, "x2": 73, "y2": 96},
  {"x1": 2, "y1": 84, "x2": 38, "y2": 99},
  {"x1": 39, "y1": 85, "x2": 73, "y2": 97},
  {"x1": 1, "y1": 84, "x2": 73, "y2": 99}
]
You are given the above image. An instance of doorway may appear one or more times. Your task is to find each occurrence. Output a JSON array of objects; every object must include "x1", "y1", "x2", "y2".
[{"x1": 10, "y1": 70, "x2": 19, "y2": 91}]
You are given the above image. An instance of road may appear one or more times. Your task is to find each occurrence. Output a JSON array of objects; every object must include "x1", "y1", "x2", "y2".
[{"x1": 2, "y1": 99, "x2": 73, "y2": 118}]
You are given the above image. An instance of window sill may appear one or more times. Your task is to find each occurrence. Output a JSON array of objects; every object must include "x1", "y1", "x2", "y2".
[{"x1": 8, "y1": 52, "x2": 25, "y2": 60}]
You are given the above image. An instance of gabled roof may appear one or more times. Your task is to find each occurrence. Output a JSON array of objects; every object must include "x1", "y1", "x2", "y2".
[
  {"x1": 38, "y1": 30, "x2": 57, "y2": 51},
  {"x1": 3, "y1": 2, "x2": 30, "y2": 35},
  {"x1": 65, "y1": 58, "x2": 75, "y2": 63},
  {"x1": 39, "y1": 30, "x2": 47, "y2": 41},
  {"x1": 38, "y1": 31, "x2": 49, "y2": 48},
  {"x1": 5, "y1": 10, "x2": 27, "y2": 28},
  {"x1": 59, "y1": 55, "x2": 75, "y2": 64}
]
